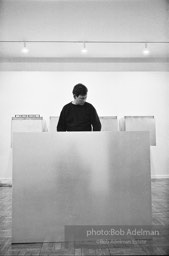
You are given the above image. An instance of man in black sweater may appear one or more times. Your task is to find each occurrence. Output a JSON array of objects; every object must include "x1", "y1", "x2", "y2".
[{"x1": 57, "y1": 83, "x2": 101, "y2": 131}]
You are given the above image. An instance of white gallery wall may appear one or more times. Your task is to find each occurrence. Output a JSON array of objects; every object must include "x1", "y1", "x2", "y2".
[{"x1": 0, "y1": 71, "x2": 169, "y2": 181}]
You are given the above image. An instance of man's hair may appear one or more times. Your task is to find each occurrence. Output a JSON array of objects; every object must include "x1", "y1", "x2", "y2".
[{"x1": 72, "y1": 83, "x2": 88, "y2": 97}]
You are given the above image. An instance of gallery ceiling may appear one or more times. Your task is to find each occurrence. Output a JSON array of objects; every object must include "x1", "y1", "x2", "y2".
[{"x1": 0, "y1": 0, "x2": 168, "y2": 70}]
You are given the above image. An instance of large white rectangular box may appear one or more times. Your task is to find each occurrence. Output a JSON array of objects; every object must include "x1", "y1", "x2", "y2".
[{"x1": 12, "y1": 132, "x2": 152, "y2": 243}]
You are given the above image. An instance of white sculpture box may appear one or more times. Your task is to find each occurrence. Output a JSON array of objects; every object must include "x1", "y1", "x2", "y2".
[
  {"x1": 12, "y1": 132, "x2": 152, "y2": 243},
  {"x1": 100, "y1": 116, "x2": 118, "y2": 131}
]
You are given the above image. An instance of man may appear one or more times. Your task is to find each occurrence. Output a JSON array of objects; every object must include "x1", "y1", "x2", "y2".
[{"x1": 57, "y1": 83, "x2": 101, "y2": 131}]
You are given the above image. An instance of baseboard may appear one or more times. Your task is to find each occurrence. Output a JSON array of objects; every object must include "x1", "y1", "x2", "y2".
[
  {"x1": 0, "y1": 178, "x2": 12, "y2": 187},
  {"x1": 151, "y1": 175, "x2": 169, "y2": 179}
]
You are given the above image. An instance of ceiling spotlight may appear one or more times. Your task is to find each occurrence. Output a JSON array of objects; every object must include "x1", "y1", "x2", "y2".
[
  {"x1": 81, "y1": 41, "x2": 88, "y2": 54},
  {"x1": 21, "y1": 41, "x2": 29, "y2": 54},
  {"x1": 142, "y1": 43, "x2": 150, "y2": 55}
]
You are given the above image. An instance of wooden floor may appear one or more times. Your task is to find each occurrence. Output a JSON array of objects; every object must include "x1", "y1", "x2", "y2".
[{"x1": 0, "y1": 179, "x2": 169, "y2": 255}]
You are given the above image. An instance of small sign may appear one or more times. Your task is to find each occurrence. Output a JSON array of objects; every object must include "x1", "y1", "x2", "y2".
[{"x1": 14, "y1": 114, "x2": 41, "y2": 119}]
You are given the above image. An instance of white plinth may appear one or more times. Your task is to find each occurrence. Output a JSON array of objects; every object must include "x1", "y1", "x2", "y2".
[{"x1": 12, "y1": 132, "x2": 152, "y2": 243}]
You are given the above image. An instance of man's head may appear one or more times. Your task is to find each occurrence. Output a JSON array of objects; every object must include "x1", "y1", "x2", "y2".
[{"x1": 72, "y1": 83, "x2": 88, "y2": 105}]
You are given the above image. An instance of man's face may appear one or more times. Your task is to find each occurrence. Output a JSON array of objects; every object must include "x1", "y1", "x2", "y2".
[{"x1": 74, "y1": 94, "x2": 87, "y2": 105}]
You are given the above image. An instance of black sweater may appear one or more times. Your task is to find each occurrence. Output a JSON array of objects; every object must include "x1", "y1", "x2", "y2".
[{"x1": 57, "y1": 102, "x2": 101, "y2": 131}]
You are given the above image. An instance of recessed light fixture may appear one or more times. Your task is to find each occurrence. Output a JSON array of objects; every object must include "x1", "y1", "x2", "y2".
[
  {"x1": 81, "y1": 41, "x2": 88, "y2": 54},
  {"x1": 142, "y1": 43, "x2": 150, "y2": 56},
  {"x1": 21, "y1": 41, "x2": 29, "y2": 54}
]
